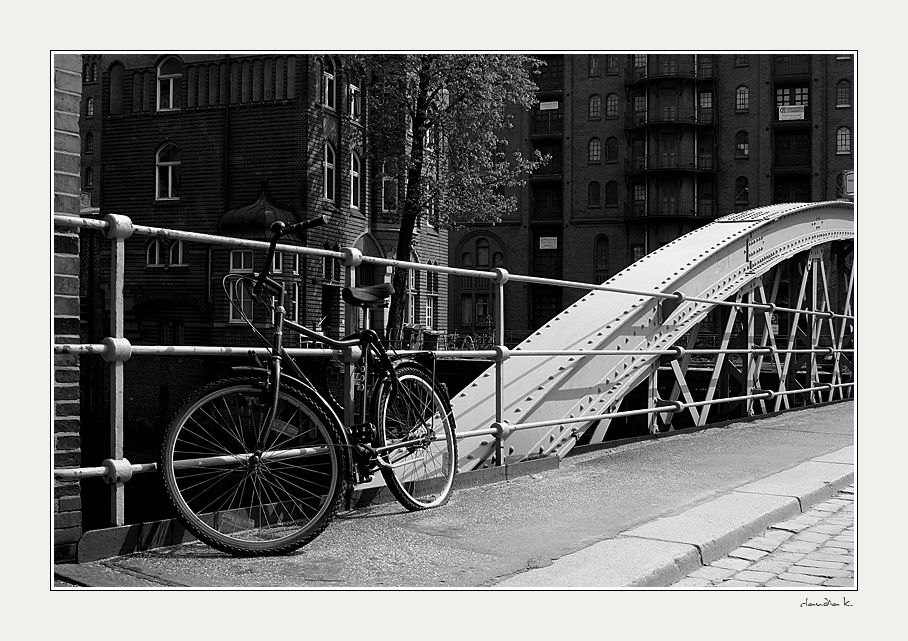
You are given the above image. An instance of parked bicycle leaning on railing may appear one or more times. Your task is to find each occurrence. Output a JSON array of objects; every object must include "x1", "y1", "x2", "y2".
[{"x1": 158, "y1": 217, "x2": 458, "y2": 556}]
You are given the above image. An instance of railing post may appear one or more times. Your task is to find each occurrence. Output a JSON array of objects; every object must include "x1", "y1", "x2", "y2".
[
  {"x1": 492, "y1": 269, "x2": 509, "y2": 466},
  {"x1": 745, "y1": 288, "x2": 756, "y2": 416},
  {"x1": 103, "y1": 215, "x2": 133, "y2": 526}
]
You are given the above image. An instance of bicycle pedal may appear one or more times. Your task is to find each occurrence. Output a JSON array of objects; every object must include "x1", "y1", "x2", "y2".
[{"x1": 349, "y1": 422, "x2": 377, "y2": 444}]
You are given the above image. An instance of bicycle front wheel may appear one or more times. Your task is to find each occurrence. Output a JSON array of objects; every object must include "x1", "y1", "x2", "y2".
[
  {"x1": 160, "y1": 377, "x2": 347, "y2": 556},
  {"x1": 373, "y1": 365, "x2": 457, "y2": 510}
]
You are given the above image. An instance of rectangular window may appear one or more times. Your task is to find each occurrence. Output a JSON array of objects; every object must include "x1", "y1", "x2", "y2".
[
  {"x1": 292, "y1": 254, "x2": 300, "y2": 274},
  {"x1": 292, "y1": 283, "x2": 300, "y2": 323},
  {"x1": 476, "y1": 294, "x2": 490, "y2": 321},
  {"x1": 425, "y1": 297, "x2": 436, "y2": 329},
  {"x1": 632, "y1": 244, "x2": 645, "y2": 262},
  {"x1": 272, "y1": 251, "x2": 283, "y2": 274},
  {"x1": 461, "y1": 294, "x2": 473, "y2": 325},
  {"x1": 169, "y1": 240, "x2": 186, "y2": 266},
  {"x1": 348, "y1": 84, "x2": 361, "y2": 120},
  {"x1": 229, "y1": 281, "x2": 253, "y2": 322},
  {"x1": 231, "y1": 250, "x2": 254, "y2": 272}
]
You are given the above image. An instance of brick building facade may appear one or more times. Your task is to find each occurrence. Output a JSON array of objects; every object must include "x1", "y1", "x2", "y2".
[
  {"x1": 449, "y1": 53, "x2": 855, "y2": 341},
  {"x1": 54, "y1": 53, "x2": 84, "y2": 562},
  {"x1": 74, "y1": 54, "x2": 449, "y2": 534}
]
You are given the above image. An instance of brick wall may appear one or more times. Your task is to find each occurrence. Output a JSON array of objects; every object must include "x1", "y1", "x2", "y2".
[{"x1": 54, "y1": 53, "x2": 83, "y2": 562}]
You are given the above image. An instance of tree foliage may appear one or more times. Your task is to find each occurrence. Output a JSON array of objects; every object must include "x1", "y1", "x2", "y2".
[{"x1": 354, "y1": 54, "x2": 546, "y2": 338}]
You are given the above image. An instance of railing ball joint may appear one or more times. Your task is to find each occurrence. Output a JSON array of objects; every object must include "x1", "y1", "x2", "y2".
[
  {"x1": 490, "y1": 267, "x2": 510, "y2": 285},
  {"x1": 101, "y1": 458, "x2": 133, "y2": 484},
  {"x1": 102, "y1": 214, "x2": 134, "y2": 240},
  {"x1": 340, "y1": 247, "x2": 363, "y2": 268},
  {"x1": 762, "y1": 303, "x2": 777, "y2": 314},
  {"x1": 101, "y1": 337, "x2": 132, "y2": 363},
  {"x1": 755, "y1": 389, "x2": 775, "y2": 400},
  {"x1": 339, "y1": 346, "x2": 363, "y2": 363},
  {"x1": 491, "y1": 421, "x2": 514, "y2": 438},
  {"x1": 493, "y1": 346, "x2": 510, "y2": 362},
  {"x1": 672, "y1": 291, "x2": 686, "y2": 303},
  {"x1": 655, "y1": 398, "x2": 684, "y2": 413}
]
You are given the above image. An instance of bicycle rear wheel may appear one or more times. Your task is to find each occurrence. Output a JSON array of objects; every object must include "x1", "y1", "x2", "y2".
[
  {"x1": 160, "y1": 377, "x2": 346, "y2": 556},
  {"x1": 373, "y1": 365, "x2": 457, "y2": 510}
]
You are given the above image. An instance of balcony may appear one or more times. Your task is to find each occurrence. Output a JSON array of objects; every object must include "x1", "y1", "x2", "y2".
[
  {"x1": 625, "y1": 199, "x2": 717, "y2": 218},
  {"x1": 626, "y1": 106, "x2": 714, "y2": 128},
  {"x1": 627, "y1": 57, "x2": 716, "y2": 83},
  {"x1": 625, "y1": 152, "x2": 716, "y2": 174},
  {"x1": 531, "y1": 110, "x2": 564, "y2": 136}
]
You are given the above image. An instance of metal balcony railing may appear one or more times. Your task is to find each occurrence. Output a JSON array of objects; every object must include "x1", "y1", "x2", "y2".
[
  {"x1": 625, "y1": 152, "x2": 716, "y2": 173},
  {"x1": 625, "y1": 199, "x2": 718, "y2": 218},
  {"x1": 626, "y1": 106, "x2": 715, "y2": 128},
  {"x1": 628, "y1": 58, "x2": 716, "y2": 82}
]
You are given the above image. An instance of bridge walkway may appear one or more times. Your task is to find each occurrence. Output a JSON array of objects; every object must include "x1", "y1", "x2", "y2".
[{"x1": 55, "y1": 402, "x2": 853, "y2": 588}]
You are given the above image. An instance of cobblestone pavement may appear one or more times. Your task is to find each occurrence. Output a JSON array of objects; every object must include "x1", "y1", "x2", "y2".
[{"x1": 671, "y1": 485, "x2": 855, "y2": 588}]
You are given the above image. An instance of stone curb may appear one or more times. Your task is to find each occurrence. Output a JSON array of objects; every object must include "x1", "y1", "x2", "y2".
[{"x1": 493, "y1": 446, "x2": 854, "y2": 588}]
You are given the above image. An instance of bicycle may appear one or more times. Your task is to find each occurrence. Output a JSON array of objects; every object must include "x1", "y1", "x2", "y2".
[{"x1": 158, "y1": 217, "x2": 458, "y2": 556}]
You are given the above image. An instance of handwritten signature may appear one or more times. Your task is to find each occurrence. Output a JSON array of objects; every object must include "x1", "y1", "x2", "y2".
[{"x1": 801, "y1": 597, "x2": 853, "y2": 608}]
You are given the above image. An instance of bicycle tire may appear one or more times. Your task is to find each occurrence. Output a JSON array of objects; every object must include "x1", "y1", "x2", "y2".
[
  {"x1": 160, "y1": 376, "x2": 347, "y2": 556},
  {"x1": 372, "y1": 365, "x2": 457, "y2": 510}
]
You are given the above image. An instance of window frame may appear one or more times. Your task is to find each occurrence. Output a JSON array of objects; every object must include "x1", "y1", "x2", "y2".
[
  {"x1": 605, "y1": 94, "x2": 618, "y2": 119},
  {"x1": 605, "y1": 137, "x2": 618, "y2": 163},
  {"x1": 350, "y1": 152, "x2": 361, "y2": 209},
  {"x1": 588, "y1": 181, "x2": 601, "y2": 208},
  {"x1": 836, "y1": 127, "x2": 852, "y2": 155},
  {"x1": 348, "y1": 83, "x2": 361, "y2": 120},
  {"x1": 169, "y1": 240, "x2": 187, "y2": 266},
  {"x1": 83, "y1": 166, "x2": 93, "y2": 190},
  {"x1": 86, "y1": 97, "x2": 94, "y2": 118},
  {"x1": 146, "y1": 239, "x2": 163, "y2": 267},
  {"x1": 605, "y1": 181, "x2": 618, "y2": 207},
  {"x1": 322, "y1": 58, "x2": 336, "y2": 110},
  {"x1": 589, "y1": 94, "x2": 601, "y2": 119},
  {"x1": 155, "y1": 143, "x2": 181, "y2": 201},
  {"x1": 324, "y1": 143, "x2": 336, "y2": 202},
  {"x1": 588, "y1": 137, "x2": 602, "y2": 164},
  {"x1": 735, "y1": 131, "x2": 750, "y2": 158},
  {"x1": 589, "y1": 54, "x2": 601, "y2": 76},
  {"x1": 735, "y1": 177, "x2": 750, "y2": 204},
  {"x1": 836, "y1": 80, "x2": 852, "y2": 108},
  {"x1": 156, "y1": 56, "x2": 182, "y2": 112},
  {"x1": 272, "y1": 250, "x2": 283, "y2": 274},
  {"x1": 736, "y1": 86, "x2": 749, "y2": 112},
  {"x1": 230, "y1": 249, "x2": 254, "y2": 273},
  {"x1": 84, "y1": 132, "x2": 93, "y2": 154}
]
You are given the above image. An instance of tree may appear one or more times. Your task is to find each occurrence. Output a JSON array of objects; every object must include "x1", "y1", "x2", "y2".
[{"x1": 355, "y1": 54, "x2": 546, "y2": 340}]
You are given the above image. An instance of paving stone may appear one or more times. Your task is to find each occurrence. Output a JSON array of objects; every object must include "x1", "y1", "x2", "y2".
[
  {"x1": 808, "y1": 524, "x2": 846, "y2": 535},
  {"x1": 769, "y1": 551, "x2": 807, "y2": 563},
  {"x1": 718, "y1": 579, "x2": 761, "y2": 587},
  {"x1": 796, "y1": 531, "x2": 831, "y2": 543},
  {"x1": 729, "y1": 547, "x2": 768, "y2": 561},
  {"x1": 823, "y1": 577, "x2": 855, "y2": 587},
  {"x1": 825, "y1": 540, "x2": 854, "y2": 550},
  {"x1": 673, "y1": 577, "x2": 714, "y2": 587},
  {"x1": 743, "y1": 537, "x2": 785, "y2": 552},
  {"x1": 805, "y1": 552, "x2": 853, "y2": 564},
  {"x1": 689, "y1": 566, "x2": 736, "y2": 581},
  {"x1": 787, "y1": 565, "x2": 851, "y2": 579},
  {"x1": 766, "y1": 578, "x2": 822, "y2": 587},
  {"x1": 793, "y1": 558, "x2": 847, "y2": 570},
  {"x1": 780, "y1": 541, "x2": 820, "y2": 553},
  {"x1": 763, "y1": 529, "x2": 794, "y2": 543},
  {"x1": 734, "y1": 569, "x2": 775, "y2": 583},
  {"x1": 710, "y1": 557, "x2": 752, "y2": 571},
  {"x1": 778, "y1": 572, "x2": 826, "y2": 585},
  {"x1": 749, "y1": 559, "x2": 793, "y2": 573},
  {"x1": 815, "y1": 546, "x2": 849, "y2": 555},
  {"x1": 773, "y1": 520, "x2": 810, "y2": 533}
]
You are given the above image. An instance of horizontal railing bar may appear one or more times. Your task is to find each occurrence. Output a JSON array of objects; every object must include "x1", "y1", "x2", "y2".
[{"x1": 53, "y1": 215, "x2": 854, "y2": 321}]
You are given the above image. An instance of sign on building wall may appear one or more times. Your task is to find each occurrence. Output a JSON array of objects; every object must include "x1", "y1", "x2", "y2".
[
  {"x1": 539, "y1": 237, "x2": 558, "y2": 249},
  {"x1": 539, "y1": 101, "x2": 559, "y2": 111},
  {"x1": 778, "y1": 106, "x2": 805, "y2": 121}
]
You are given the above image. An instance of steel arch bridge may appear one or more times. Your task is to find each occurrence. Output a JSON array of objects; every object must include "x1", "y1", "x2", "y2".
[{"x1": 451, "y1": 201, "x2": 854, "y2": 471}]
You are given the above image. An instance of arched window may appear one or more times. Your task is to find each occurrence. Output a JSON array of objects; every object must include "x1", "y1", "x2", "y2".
[
  {"x1": 84, "y1": 132, "x2": 93, "y2": 154},
  {"x1": 605, "y1": 181, "x2": 618, "y2": 206},
  {"x1": 836, "y1": 80, "x2": 852, "y2": 107},
  {"x1": 589, "y1": 95, "x2": 601, "y2": 119},
  {"x1": 91, "y1": 63, "x2": 98, "y2": 82},
  {"x1": 588, "y1": 181, "x2": 600, "y2": 208},
  {"x1": 735, "y1": 131, "x2": 749, "y2": 157},
  {"x1": 83, "y1": 63, "x2": 90, "y2": 82},
  {"x1": 735, "y1": 86, "x2": 749, "y2": 111},
  {"x1": 86, "y1": 97, "x2": 94, "y2": 117},
  {"x1": 155, "y1": 143, "x2": 181, "y2": 200},
  {"x1": 589, "y1": 55, "x2": 600, "y2": 76},
  {"x1": 169, "y1": 240, "x2": 186, "y2": 266},
  {"x1": 83, "y1": 167, "x2": 93, "y2": 190},
  {"x1": 350, "y1": 152, "x2": 361, "y2": 208},
  {"x1": 322, "y1": 58, "x2": 336, "y2": 109},
  {"x1": 595, "y1": 236, "x2": 610, "y2": 283},
  {"x1": 109, "y1": 63, "x2": 124, "y2": 115},
  {"x1": 606, "y1": 94, "x2": 618, "y2": 118},
  {"x1": 324, "y1": 143, "x2": 336, "y2": 201},
  {"x1": 476, "y1": 238, "x2": 490, "y2": 267},
  {"x1": 836, "y1": 127, "x2": 852, "y2": 154},
  {"x1": 735, "y1": 177, "x2": 749, "y2": 204},
  {"x1": 588, "y1": 138, "x2": 601, "y2": 163},
  {"x1": 146, "y1": 239, "x2": 162, "y2": 266},
  {"x1": 157, "y1": 56, "x2": 182, "y2": 111},
  {"x1": 605, "y1": 137, "x2": 618, "y2": 162}
]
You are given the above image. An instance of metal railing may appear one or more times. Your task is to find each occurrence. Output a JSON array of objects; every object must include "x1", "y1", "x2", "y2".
[{"x1": 53, "y1": 213, "x2": 854, "y2": 526}]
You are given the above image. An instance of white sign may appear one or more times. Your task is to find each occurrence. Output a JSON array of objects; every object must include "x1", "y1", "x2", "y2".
[
  {"x1": 778, "y1": 105, "x2": 805, "y2": 121},
  {"x1": 539, "y1": 101, "x2": 559, "y2": 111},
  {"x1": 539, "y1": 237, "x2": 558, "y2": 250},
  {"x1": 843, "y1": 170, "x2": 855, "y2": 197}
]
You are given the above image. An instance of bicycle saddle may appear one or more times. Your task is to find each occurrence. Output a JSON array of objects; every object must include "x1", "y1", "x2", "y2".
[{"x1": 342, "y1": 282, "x2": 394, "y2": 308}]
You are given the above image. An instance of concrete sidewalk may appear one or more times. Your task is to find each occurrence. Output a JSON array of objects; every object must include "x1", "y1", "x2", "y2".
[{"x1": 54, "y1": 402, "x2": 854, "y2": 588}]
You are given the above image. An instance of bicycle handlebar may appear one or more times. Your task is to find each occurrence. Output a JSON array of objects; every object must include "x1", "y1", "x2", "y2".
[{"x1": 254, "y1": 215, "x2": 328, "y2": 296}]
